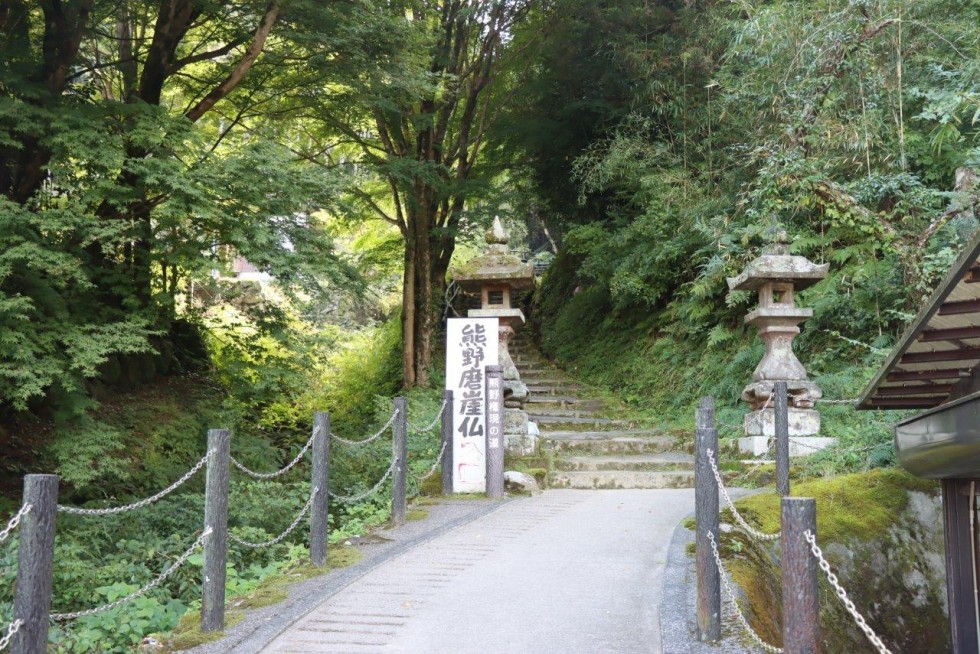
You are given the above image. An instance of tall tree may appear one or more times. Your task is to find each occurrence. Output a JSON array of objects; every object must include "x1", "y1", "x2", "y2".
[{"x1": 293, "y1": 0, "x2": 533, "y2": 387}]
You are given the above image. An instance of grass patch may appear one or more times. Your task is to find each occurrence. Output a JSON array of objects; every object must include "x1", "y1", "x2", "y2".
[
  {"x1": 730, "y1": 468, "x2": 938, "y2": 542},
  {"x1": 167, "y1": 547, "x2": 362, "y2": 651}
]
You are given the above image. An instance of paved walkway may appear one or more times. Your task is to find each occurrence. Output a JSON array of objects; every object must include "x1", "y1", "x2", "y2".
[{"x1": 260, "y1": 489, "x2": 695, "y2": 654}]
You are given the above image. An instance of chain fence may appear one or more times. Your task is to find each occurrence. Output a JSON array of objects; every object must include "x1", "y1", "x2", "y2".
[
  {"x1": 330, "y1": 457, "x2": 399, "y2": 503},
  {"x1": 0, "y1": 619, "x2": 22, "y2": 652},
  {"x1": 229, "y1": 488, "x2": 319, "y2": 549},
  {"x1": 706, "y1": 449, "x2": 780, "y2": 542},
  {"x1": 409, "y1": 399, "x2": 448, "y2": 433},
  {"x1": 231, "y1": 425, "x2": 321, "y2": 480},
  {"x1": 706, "y1": 531, "x2": 783, "y2": 654},
  {"x1": 414, "y1": 441, "x2": 448, "y2": 484},
  {"x1": 804, "y1": 531, "x2": 894, "y2": 654},
  {"x1": 57, "y1": 450, "x2": 213, "y2": 516},
  {"x1": 331, "y1": 409, "x2": 399, "y2": 446},
  {"x1": 0, "y1": 503, "x2": 30, "y2": 543},
  {"x1": 50, "y1": 527, "x2": 212, "y2": 622}
]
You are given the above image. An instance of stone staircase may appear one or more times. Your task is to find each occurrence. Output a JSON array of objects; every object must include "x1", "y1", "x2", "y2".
[{"x1": 510, "y1": 335, "x2": 695, "y2": 489}]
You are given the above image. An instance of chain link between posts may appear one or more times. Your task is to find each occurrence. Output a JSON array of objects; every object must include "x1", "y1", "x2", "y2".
[
  {"x1": 57, "y1": 451, "x2": 214, "y2": 516},
  {"x1": 413, "y1": 441, "x2": 448, "y2": 484},
  {"x1": 0, "y1": 503, "x2": 30, "y2": 543},
  {"x1": 706, "y1": 531, "x2": 784, "y2": 654},
  {"x1": 231, "y1": 424, "x2": 322, "y2": 480},
  {"x1": 50, "y1": 527, "x2": 212, "y2": 622},
  {"x1": 331, "y1": 409, "x2": 399, "y2": 446},
  {"x1": 804, "y1": 531, "x2": 894, "y2": 654},
  {"x1": 706, "y1": 449, "x2": 781, "y2": 542},
  {"x1": 330, "y1": 457, "x2": 399, "y2": 503},
  {"x1": 229, "y1": 487, "x2": 319, "y2": 549},
  {"x1": 409, "y1": 399, "x2": 448, "y2": 433},
  {"x1": 0, "y1": 619, "x2": 22, "y2": 651}
]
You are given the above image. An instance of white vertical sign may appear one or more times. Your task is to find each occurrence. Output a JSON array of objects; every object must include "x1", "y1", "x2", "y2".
[{"x1": 445, "y1": 317, "x2": 499, "y2": 493}]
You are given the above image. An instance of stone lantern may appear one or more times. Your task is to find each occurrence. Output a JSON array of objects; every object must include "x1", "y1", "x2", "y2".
[
  {"x1": 452, "y1": 217, "x2": 536, "y2": 454},
  {"x1": 726, "y1": 229, "x2": 834, "y2": 455}
]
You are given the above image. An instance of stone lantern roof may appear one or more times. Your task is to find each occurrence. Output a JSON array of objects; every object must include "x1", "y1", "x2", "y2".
[
  {"x1": 726, "y1": 230, "x2": 830, "y2": 292},
  {"x1": 452, "y1": 217, "x2": 534, "y2": 292}
]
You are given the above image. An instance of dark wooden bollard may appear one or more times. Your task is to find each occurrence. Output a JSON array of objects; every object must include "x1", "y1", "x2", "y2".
[
  {"x1": 201, "y1": 428, "x2": 230, "y2": 632},
  {"x1": 782, "y1": 497, "x2": 820, "y2": 653},
  {"x1": 695, "y1": 397, "x2": 721, "y2": 642},
  {"x1": 12, "y1": 474, "x2": 58, "y2": 654},
  {"x1": 485, "y1": 365, "x2": 505, "y2": 499},
  {"x1": 441, "y1": 389, "x2": 454, "y2": 495},
  {"x1": 775, "y1": 380, "x2": 790, "y2": 497},
  {"x1": 391, "y1": 397, "x2": 408, "y2": 526},
  {"x1": 310, "y1": 411, "x2": 330, "y2": 567}
]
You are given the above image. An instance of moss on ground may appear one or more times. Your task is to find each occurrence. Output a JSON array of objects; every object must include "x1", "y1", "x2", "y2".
[
  {"x1": 406, "y1": 508, "x2": 429, "y2": 521},
  {"x1": 730, "y1": 467, "x2": 938, "y2": 543},
  {"x1": 167, "y1": 547, "x2": 362, "y2": 651}
]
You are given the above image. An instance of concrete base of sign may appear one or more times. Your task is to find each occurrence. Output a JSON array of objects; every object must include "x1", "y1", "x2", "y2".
[
  {"x1": 738, "y1": 435, "x2": 838, "y2": 457},
  {"x1": 743, "y1": 407, "x2": 820, "y2": 437}
]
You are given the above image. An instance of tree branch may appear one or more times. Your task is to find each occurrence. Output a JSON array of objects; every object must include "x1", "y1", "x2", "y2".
[{"x1": 184, "y1": 2, "x2": 280, "y2": 123}]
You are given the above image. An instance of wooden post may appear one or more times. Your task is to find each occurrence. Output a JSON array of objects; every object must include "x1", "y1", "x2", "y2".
[
  {"x1": 201, "y1": 428, "x2": 230, "y2": 632},
  {"x1": 391, "y1": 397, "x2": 408, "y2": 526},
  {"x1": 695, "y1": 397, "x2": 721, "y2": 642},
  {"x1": 775, "y1": 380, "x2": 790, "y2": 496},
  {"x1": 485, "y1": 365, "x2": 505, "y2": 499},
  {"x1": 310, "y1": 412, "x2": 330, "y2": 567},
  {"x1": 11, "y1": 475, "x2": 58, "y2": 654},
  {"x1": 782, "y1": 497, "x2": 820, "y2": 653},
  {"x1": 441, "y1": 389, "x2": 454, "y2": 495}
]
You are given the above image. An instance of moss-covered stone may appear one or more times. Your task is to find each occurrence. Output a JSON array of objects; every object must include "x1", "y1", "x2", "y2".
[
  {"x1": 730, "y1": 467, "x2": 936, "y2": 542},
  {"x1": 720, "y1": 468, "x2": 946, "y2": 653}
]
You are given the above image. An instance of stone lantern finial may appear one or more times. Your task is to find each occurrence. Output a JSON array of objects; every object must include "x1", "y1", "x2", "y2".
[{"x1": 487, "y1": 216, "x2": 509, "y2": 254}]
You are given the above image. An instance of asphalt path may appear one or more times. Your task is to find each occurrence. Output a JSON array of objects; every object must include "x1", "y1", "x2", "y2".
[{"x1": 260, "y1": 489, "x2": 696, "y2": 654}]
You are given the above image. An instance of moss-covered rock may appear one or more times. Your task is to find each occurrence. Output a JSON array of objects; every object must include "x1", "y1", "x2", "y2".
[{"x1": 723, "y1": 468, "x2": 946, "y2": 652}]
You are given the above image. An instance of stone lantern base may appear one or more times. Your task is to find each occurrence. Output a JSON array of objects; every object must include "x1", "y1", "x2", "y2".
[{"x1": 737, "y1": 407, "x2": 836, "y2": 457}]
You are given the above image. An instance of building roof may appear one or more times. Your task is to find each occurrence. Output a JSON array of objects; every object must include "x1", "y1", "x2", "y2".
[{"x1": 858, "y1": 229, "x2": 980, "y2": 410}]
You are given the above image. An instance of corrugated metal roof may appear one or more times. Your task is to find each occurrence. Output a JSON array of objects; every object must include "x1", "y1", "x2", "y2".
[{"x1": 858, "y1": 230, "x2": 980, "y2": 410}]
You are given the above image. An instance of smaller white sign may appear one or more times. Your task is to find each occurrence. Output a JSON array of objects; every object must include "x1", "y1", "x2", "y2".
[{"x1": 445, "y1": 317, "x2": 499, "y2": 493}]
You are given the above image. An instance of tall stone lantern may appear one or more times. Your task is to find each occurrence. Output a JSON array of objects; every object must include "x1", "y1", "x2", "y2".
[
  {"x1": 726, "y1": 230, "x2": 833, "y2": 455},
  {"x1": 452, "y1": 217, "x2": 536, "y2": 454}
]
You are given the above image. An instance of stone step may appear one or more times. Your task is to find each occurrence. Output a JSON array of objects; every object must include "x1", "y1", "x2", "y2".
[
  {"x1": 526, "y1": 385, "x2": 582, "y2": 395},
  {"x1": 519, "y1": 377, "x2": 578, "y2": 387},
  {"x1": 555, "y1": 453, "x2": 693, "y2": 472},
  {"x1": 531, "y1": 415, "x2": 626, "y2": 427},
  {"x1": 526, "y1": 395, "x2": 584, "y2": 405},
  {"x1": 543, "y1": 433, "x2": 677, "y2": 455},
  {"x1": 525, "y1": 407, "x2": 598, "y2": 418},
  {"x1": 548, "y1": 470, "x2": 695, "y2": 490}
]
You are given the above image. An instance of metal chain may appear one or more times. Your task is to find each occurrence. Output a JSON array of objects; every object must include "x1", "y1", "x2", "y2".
[
  {"x1": 51, "y1": 527, "x2": 212, "y2": 622},
  {"x1": 58, "y1": 451, "x2": 214, "y2": 516},
  {"x1": 0, "y1": 503, "x2": 31, "y2": 543},
  {"x1": 331, "y1": 409, "x2": 399, "y2": 446},
  {"x1": 231, "y1": 424, "x2": 321, "y2": 480},
  {"x1": 409, "y1": 399, "x2": 448, "y2": 433},
  {"x1": 330, "y1": 457, "x2": 398, "y2": 503},
  {"x1": 706, "y1": 449, "x2": 781, "y2": 542},
  {"x1": 706, "y1": 531, "x2": 784, "y2": 654},
  {"x1": 0, "y1": 619, "x2": 22, "y2": 651},
  {"x1": 229, "y1": 487, "x2": 319, "y2": 549},
  {"x1": 804, "y1": 530, "x2": 894, "y2": 654},
  {"x1": 413, "y1": 441, "x2": 448, "y2": 483}
]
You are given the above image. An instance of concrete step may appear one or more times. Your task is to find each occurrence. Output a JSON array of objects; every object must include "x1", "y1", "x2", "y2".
[
  {"x1": 555, "y1": 453, "x2": 693, "y2": 472},
  {"x1": 543, "y1": 433, "x2": 677, "y2": 455},
  {"x1": 548, "y1": 470, "x2": 695, "y2": 490}
]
